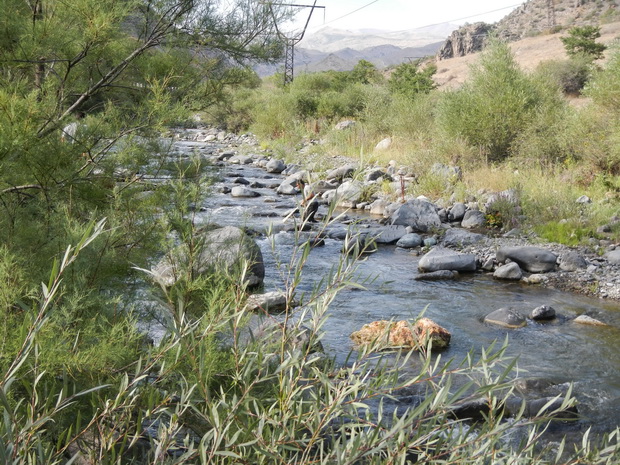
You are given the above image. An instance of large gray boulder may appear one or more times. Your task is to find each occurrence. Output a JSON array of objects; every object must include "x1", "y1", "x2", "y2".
[
  {"x1": 496, "y1": 247, "x2": 557, "y2": 273},
  {"x1": 484, "y1": 308, "x2": 526, "y2": 328},
  {"x1": 369, "y1": 225, "x2": 408, "y2": 244},
  {"x1": 493, "y1": 262, "x2": 523, "y2": 280},
  {"x1": 152, "y1": 226, "x2": 264, "y2": 288},
  {"x1": 418, "y1": 247, "x2": 476, "y2": 273},
  {"x1": 559, "y1": 251, "x2": 588, "y2": 271},
  {"x1": 265, "y1": 159, "x2": 286, "y2": 174},
  {"x1": 604, "y1": 249, "x2": 620, "y2": 265},
  {"x1": 391, "y1": 199, "x2": 441, "y2": 232},
  {"x1": 441, "y1": 228, "x2": 485, "y2": 248},
  {"x1": 461, "y1": 210, "x2": 486, "y2": 229},
  {"x1": 335, "y1": 180, "x2": 364, "y2": 207},
  {"x1": 448, "y1": 202, "x2": 466, "y2": 222},
  {"x1": 231, "y1": 186, "x2": 260, "y2": 198},
  {"x1": 396, "y1": 233, "x2": 423, "y2": 248},
  {"x1": 326, "y1": 164, "x2": 356, "y2": 182}
]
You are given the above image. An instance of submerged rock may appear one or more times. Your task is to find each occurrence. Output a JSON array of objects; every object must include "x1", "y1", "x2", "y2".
[
  {"x1": 530, "y1": 305, "x2": 556, "y2": 321},
  {"x1": 414, "y1": 270, "x2": 457, "y2": 281},
  {"x1": 484, "y1": 307, "x2": 527, "y2": 328}
]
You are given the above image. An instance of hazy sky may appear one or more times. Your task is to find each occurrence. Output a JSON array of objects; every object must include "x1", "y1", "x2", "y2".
[{"x1": 287, "y1": 0, "x2": 525, "y2": 33}]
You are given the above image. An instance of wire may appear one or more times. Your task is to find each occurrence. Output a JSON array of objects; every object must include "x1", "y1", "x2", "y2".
[{"x1": 320, "y1": 0, "x2": 380, "y2": 27}]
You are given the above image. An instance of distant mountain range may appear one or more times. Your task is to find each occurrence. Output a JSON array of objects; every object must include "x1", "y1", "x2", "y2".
[{"x1": 255, "y1": 24, "x2": 456, "y2": 76}]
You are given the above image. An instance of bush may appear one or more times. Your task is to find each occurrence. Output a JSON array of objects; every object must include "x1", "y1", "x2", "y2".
[
  {"x1": 585, "y1": 45, "x2": 620, "y2": 112},
  {"x1": 535, "y1": 56, "x2": 593, "y2": 95},
  {"x1": 437, "y1": 39, "x2": 564, "y2": 162},
  {"x1": 560, "y1": 26, "x2": 607, "y2": 61}
]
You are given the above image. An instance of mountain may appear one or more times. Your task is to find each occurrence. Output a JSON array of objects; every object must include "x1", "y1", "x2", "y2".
[{"x1": 254, "y1": 26, "x2": 450, "y2": 77}]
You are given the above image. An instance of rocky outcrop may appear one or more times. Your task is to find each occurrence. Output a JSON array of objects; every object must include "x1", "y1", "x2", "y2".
[{"x1": 437, "y1": 22, "x2": 492, "y2": 60}]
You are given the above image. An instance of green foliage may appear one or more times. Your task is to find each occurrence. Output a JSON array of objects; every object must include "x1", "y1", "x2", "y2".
[
  {"x1": 388, "y1": 61, "x2": 437, "y2": 100},
  {"x1": 535, "y1": 55, "x2": 593, "y2": 95},
  {"x1": 585, "y1": 45, "x2": 620, "y2": 112},
  {"x1": 437, "y1": 39, "x2": 564, "y2": 161},
  {"x1": 560, "y1": 26, "x2": 607, "y2": 60},
  {"x1": 349, "y1": 59, "x2": 383, "y2": 84}
]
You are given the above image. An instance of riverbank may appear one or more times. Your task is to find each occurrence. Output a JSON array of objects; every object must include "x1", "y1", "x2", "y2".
[{"x1": 175, "y1": 126, "x2": 620, "y2": 304}]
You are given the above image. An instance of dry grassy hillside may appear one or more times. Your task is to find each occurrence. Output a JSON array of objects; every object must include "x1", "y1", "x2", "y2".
[{"x1": 433, "y1": 21, "x2": 620, "y2": 89}]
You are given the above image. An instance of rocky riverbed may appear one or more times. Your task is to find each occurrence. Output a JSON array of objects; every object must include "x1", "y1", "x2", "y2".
[{"x1": 172, "y1": 126, "x2": 620, "y2": 303}]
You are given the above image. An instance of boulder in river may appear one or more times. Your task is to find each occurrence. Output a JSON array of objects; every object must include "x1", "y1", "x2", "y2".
[
  {"x1": 441, "y1": 228, "x2": 485, "y2": 248},
  {"x1": 484, "y1": 307, "x2": 526, "y2": 328},
  {"x1": 245, "y1": 290, "x2": 295, "y2": 313},
  {"x1": 530, "y1": 305, "x2": 556, "y2": 320},
  {"x1": 496, "y1": 246, "x2": 557, "y2": 273},
  {"x1": 152, "y1": 226, "x2": 264, "y2": 288},
  {"x1": 493, "y1": 262, "x2": 523, "y2": 280},
  {"x1": 369, "y1": 225, "x2": 408, "y2": 244},
  {"x1": 396, "y1": 233, "x2": 423, "y2": 248},
  {"x1": 350, "y1": 318, "x2": 450, "y2": 351},
  {"x1": 265, "y1": 158, "x2": 286, "y2": 174},
  {"x1": 391, "y1": 199, "x2": 441, "y2": 232},
  {"x1": 414, "y1": 270, "x2": 457, "y2": 281},
  {"x1": 231, "y1": 186, "x2": 260, "y2": 198},
  {"x1": 326, "y1": 164, "x2": 356, "y2": 182},
  {"x1": 335, "y1": 180, "x2": 364, "y2": 207},
  {"x1": 418, "y1": 247, "x2": 476, "y2": 273}
]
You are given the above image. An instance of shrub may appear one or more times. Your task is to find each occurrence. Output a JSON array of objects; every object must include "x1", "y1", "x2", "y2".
[
  {"x1": 535, "y1": 56, "x2": 593, "y2": 95},
  {"x1": 437, "y1": 39, "x2": 561, "y2": 162},
  {"x1": 585, "y1": 45, "x2": 620, "y2": 112},
  {"x1": 388, "y1": 61, "x2": 436, "y2": 100},
  {"x1": 560, "y1": 26, "x2": 607, "y2": 61}
]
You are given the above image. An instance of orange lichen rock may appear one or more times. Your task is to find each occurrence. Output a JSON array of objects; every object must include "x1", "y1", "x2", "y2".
[{"x1": 350, "y1": 318, "x2": 450, "y2": 351}]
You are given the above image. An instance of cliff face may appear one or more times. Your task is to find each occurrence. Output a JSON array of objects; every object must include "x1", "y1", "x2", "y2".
[
  {"x1": 437, "y1": 23, "x2": 492, "y2": 60},
  {"x1": 437, "y1": 0, "x2": 620, "y2": 60}
]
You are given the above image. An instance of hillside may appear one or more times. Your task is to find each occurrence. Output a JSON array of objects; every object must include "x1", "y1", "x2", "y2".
[{"x1": 434, "y1": 20, "x2": 620, "y2": 89}]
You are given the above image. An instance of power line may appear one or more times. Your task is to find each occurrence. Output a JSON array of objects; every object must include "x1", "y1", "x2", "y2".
[{"x1": 320, "y1": 0, "x2": 380, "y2": 27}]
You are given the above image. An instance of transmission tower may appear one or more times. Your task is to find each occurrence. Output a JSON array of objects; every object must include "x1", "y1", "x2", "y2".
[
  {"x1": 547, "y1": 0, "x2": 556, "y2": 28},
  {"x1": 266, "y1": 2, "x2": 325, "y2": 85}
]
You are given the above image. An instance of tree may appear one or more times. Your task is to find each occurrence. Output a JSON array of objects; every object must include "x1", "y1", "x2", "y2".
[
  {"x1": 388, "y1": 61, "x2": 436, "y2": 100},
  {"x1": 561, "y1": 25, "x2": 607, "y2": 60},
  {"x1": 349, "y1": 59, "x2": 382, "y2": 84}
]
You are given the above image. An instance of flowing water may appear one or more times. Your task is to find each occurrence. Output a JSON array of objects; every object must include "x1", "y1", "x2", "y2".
[{"x1": 155, "y1": 134, "x2": 620, "y2": 436}]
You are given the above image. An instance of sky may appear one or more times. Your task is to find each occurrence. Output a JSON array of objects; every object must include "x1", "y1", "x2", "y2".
[{"x1": 287, "y1": 0, "x2": 525, "y2": 34}]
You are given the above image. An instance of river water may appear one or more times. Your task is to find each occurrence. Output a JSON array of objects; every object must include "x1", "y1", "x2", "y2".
[{"x1": 159, "y1": 135, "x2": 620, "y2": 437}]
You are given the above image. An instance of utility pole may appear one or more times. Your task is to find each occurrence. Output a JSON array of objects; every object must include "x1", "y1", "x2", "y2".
[
  {"x1": 547, "y1": 0, "x2": 556, "y2": 28},
  {"x1": 265, "y1": 1, "x2": 325, "y2": 85}
]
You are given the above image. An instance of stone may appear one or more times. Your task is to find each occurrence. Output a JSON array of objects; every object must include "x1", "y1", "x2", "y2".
[
  {"x1": 276, "y1": 183, "x2": 297, "y2": 195},
  {"x1": 370, "y1": 225, "x2": 408, "y2": 244},
  {"x1": 448, "y1": 202, "x2": 466, "y2": 221},
  {"x1": 375, "y1": 137, "x2": 392, "y2": 151},
  {"x1": 560, "y1": 251, "x2": 588, "y2": 271},
  {"x1": 335, "y1": 180, "x2": 364, "y2": 207},
  {"x1": 574, "y1": 315, "x2": 607, "y2": 326},
  {"x1": 493, "y1": 262, "x2": 523, "y2": 280},
  {"x1": 326, "y1": 164, "x2": 356, "y2": 182},
  {"x1": 496, "y1": 247, "x2": 557, "y2": 273},
  {"x1": 369, "y1": 198, "x2": 390, "y2": 216},
  {"x1": 441, "y1": 228, "x2": 485, "y2": 248},
  {"x1": 418, "y1": 247, "x2": 477, "y2": 272},
  {"x1": 484, "y1": 308, "x2": 527, "y2": 328},
  {"x1": 430, "y1": 163, "x2": 462, "y2": 182},
  {"x1": 482, "y1": 256, "x2": 494, "y2": 271},
  {"x1": 233, "y1": 177, "x2": 250, "y2": 185},
  {"x1": 307, "y1": 180, "x2": 336, "y2": 197},
  {"x1": 342, "y1": 234, "x2": 378, "y2": 256},
  {"x1": 530, "y1": 305, "x2": 556, "y2": 320},
  {"x1": 576, "y1": 195, "x2": 592, "y2": 204},
  {"x1": 231, "y1": 186, "x2": 260, "y2": 198},
  {"x1": 152, "y1": 226, "x2": 264, "y2": 288},
  {"x1": 229, "y1": 155, "x2": 253, "y2": 165},
  {"x1": 365, "y1": 169, "x2": 391, "y2": 182},
  {"x1": 334, "y1": 119, "x2": 355, "y2": 130},
  {"x1": 217, "y1": 151, "x2": 235, "y2": 161},
  {"x1": 390, "y1": 199, "x2": 441, "y2": 232},
  {"x1": 265, "y1": 159, "x2": 286, "y2": 174},
  {"x1": 414, "y1": 270, "x2": 457, "y2": 281},
  {"x1": 449, "y1": 398, "x2": 492, "y2": 421},
  {"x1": 604, "y1": 250, "x2": 620, "y2": 265},
  {"x1": 423, "y1": 237, "x2": 438, "y2": 247},
  {"x1": 245, "y1": 291, "x2": 294, "y2": 313},
  {"x1": 524, "y1": 274, "x2": 547, "y2": 284},
  {"x1": 461, "y1": 210, "x2": 486, "y2": 229},
  {"x1": 350, "y1": 318, "x2": 450, "y2": 351},
  {"x1": 504, "y1": 396, "x2": 578, "y2": 420},
  {"x1": 397, "y1": 233, "x2": 423, "y2": 248}
]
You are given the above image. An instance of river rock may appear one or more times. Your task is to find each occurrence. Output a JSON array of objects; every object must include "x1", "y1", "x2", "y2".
[
  {"x1": 448, "y1": 202, "x2": 466, "y2": 222},
  {"x1": 414, "y1": 270, "x2": 457, "y2": 281},
  {"x1": 217, "y1": 151, "x2": 235, "y2": 161},
  {"x1": 152, "y1": 226, "x2": 264, "y2": 288},
  {"x1": 369, "y1": 198, "x2": 390, "y2": 216},
  {"x1": 574, "y1": 315, "x2": 607, "y2": 326},
  {"x1": 375, "y1": 137, "x2": 392, "y2": 151},
  {"x1": 265, "y1": 159, "x2": 286, "y2": 173},
  {"x1": 530, "y1": 305, "x2": 556, "y2": 320},
  {"x1": 336, "y1": 180, "x2": 364, "y2": 207},
  {"x1": 559, "y1": 251, "x2": 588, "y2": 271},
  {"x1": 604, "y1": 250, "x2": 620, "y2": 265},
  {"x1": 423, "y1": 237, "x2": 438, "y2": 247},
  {"x1": 505, "y1": 396, "x2": 578, "y2": 419},
  {"x1": 245, "y1": 290, "x2": 294, "y2": 313},
  {"x1": 484, "y1": 308, "x2": 526, "y2": 328},
  {"x1": 350, "y1": 318, "x2": 450, "y2": 351},
  {"x1": 231, "y1": 186, "x2": 260, "y2": 198},
  {"x1": 449, "y1": 398, "x2": 492, "y2": 421},
  {"x1": 430, "y1": 163, "x2": 462, "y2": 182},
  {"x1": 493, "y1": 262, "x2": 523, "y2": 280},
  {"x1": 365, "y1": 168, "x2": 391, "y2": 182},
  {"x1": 391, "y1": 199, "x2": 441, "y2": 232},
  {"x1": 342, "y1": 234, "x2": 378, "y2": 256},
  {"x1": 461, "y1": 210, "x2": 486, "y2": 229},
  {"x1": 334, "y1": 120, "x2": 355, "y2": 130},
  {"x1": 326, "y1": 164, "x2": 356, "y2": 182},
  {"x1": 307, "y1": 180, "x2": 336, "y2": 197},
  {"x1": 396, "y1": 233, "x2": 423, "y2": 248},
  {"x1": 370, "y1": 225, "x2": 408, "y2": 244},
  {"x1": 229, "y1": 154, "x2": 253, "y2": 165},
  {"x1": 441, "y1": 228, "x2": 485, "y2": 248},
  {"x1": 496, "y1": 247, "x2": 557, "y2": 273},
  {"x1": 418, "y1": 247, "x2": 476, "y2": 273}
]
